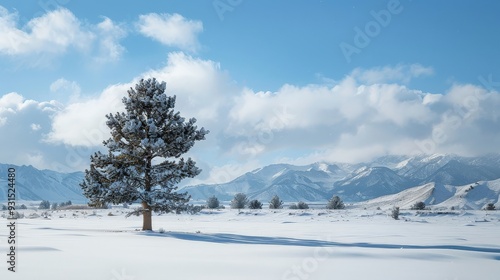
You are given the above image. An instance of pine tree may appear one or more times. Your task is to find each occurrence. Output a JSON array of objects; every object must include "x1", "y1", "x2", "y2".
[
  {"x1": 391, "y1": 206, "x2": 400, "y2": 220},
  {"x1": 206, "y1": 195, "x2": 220, "y2": 209},
  {"x1": 39, "y1": 200, "x2": 50, "y2": 210},
  {"x1": 230, "y1": 193, "x2": 248, "y2": 209},
  {"x1": 81, "y1": 78, "x2": 208, "y2": 230},
  {"x1": 269, "y1": 195, "x2": 283, "y2": 209}
]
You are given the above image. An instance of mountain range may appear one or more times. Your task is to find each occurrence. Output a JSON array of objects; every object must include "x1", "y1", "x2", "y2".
[
  {"x1": 181, "y1": 154, "x2": 500, "y2": 206},
  {"x1": 355, "y1": 179, "x2": 500, "y2": 210},
  {"x1": 0, "y1": 164, "x2": 87, "y2": 203},
  {"x1": 1, "y1": 154, "x2": 500, "y2": 209}
]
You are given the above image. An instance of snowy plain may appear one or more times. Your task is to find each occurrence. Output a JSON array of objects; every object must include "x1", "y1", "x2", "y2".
[{"x1": 1, "y1": 206, "x2": 499, "y2": 280}]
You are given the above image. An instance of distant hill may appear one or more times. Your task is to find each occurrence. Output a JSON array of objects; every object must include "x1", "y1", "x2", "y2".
[
  {"x1": 354, "y1": 179, "x2": 500, "y2": 210},
  {"x1": 0, "y1": 164, "x2": 86, "y2": 203},
  {"x1": 2, "y1": 153, "x2": 500, "y2": 210},
  {"x1": 331, "y1": 166, "x2": 411, "y2": 201},
  {"x1": 181, "y1": 154, "x2": 500, "y2": 206}
]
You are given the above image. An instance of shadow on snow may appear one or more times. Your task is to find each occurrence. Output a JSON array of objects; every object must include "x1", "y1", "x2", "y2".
[{"x1": 140, "y1": 231, "x2": 500, "y2": 256}]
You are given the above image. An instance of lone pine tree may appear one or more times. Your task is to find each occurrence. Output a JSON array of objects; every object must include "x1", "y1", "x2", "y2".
[{"x1": 81, "y1": 78, "x2": 208, "y2": 230}]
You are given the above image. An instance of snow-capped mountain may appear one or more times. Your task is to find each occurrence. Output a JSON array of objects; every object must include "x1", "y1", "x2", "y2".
[
  {"x1": 330, "y1": 166, "x2": 411, "y2": 201},
  {"x1": 183, "y1": 163, "x2": 343, "y2": 202},
  {"x1": 2, "y1": 153, "x2": 500, "y2": 207},
  {"x1": 355, "y1": 179, "x2": 500, "y2": 210},
  {"x1": 182, "y1": 154, "x2": 500, "y2": 203},
  {"x1": 0, "y1": 164, "x2": 86, "y2": 203}
]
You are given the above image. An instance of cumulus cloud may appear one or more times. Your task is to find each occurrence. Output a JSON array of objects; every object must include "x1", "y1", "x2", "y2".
[
  {"x1": 31, "y1": 123, "x2": 41, "y2": 131},
  {"x1": 0, "y1": 6, "x2": 127, "y2": 62},
  {"x1": 94, "y1": 17, "x2": 127, "y2": 62},
  {"x1": 44, "y1": 51, "x2": 238, "y2": 181},
  {"x1": 351, "y1": 64, "x2": 434, "y2": 84},
  {"x1": 0, "y1": 92, "x2": 75, "y2": 171},
  {"x1": 0, "y1": 7, "x2": 92, "y2": 55},
  {"x1": 42, "y1": 52, "x2": 236, "y2": 180},
  {"x1": 3, "y1": 62, "x2": 500, "y2": 183},
  {"x1": 136, "y1": 13, "x2": 203, "y2": 52},
  {"x1": 50, "y1": 78, "x2": 81, "y2": 103},
  {"x1": 221, "y1": 65, "x2": 499, "y2": 166},
  {"x1": 46, "y1": 83, "x2": 128, "y2": 146}
]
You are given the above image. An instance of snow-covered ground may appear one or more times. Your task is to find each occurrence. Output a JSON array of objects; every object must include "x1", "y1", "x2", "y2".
[{"x1": 1, "y1": 208, "x2": 499, "y2": 280}]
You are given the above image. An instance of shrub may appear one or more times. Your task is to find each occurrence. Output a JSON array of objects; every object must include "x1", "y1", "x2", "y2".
[
  {"x1": 59, "y1": 200, "x2": 73, "y2": 208},
  {"x1": 391, "y1": 206, "x2": 400, "y2": 220},
  {"x1": 289, "y1": 202, "x2": 309, "y2": 209},
  {"x1": 184, "y1": 205, "x2": 203, "y2": 214},
  {"x1": 248, "y1": 199, "x2": 263, "y2": 209},
  {"x1": 326, "y1": 195, "x2": 345, "y2": 209},
  {"x1": 206, "y1": 195, "x2": 220, "y2": 209},
  {"x1": 411, "y1": 201, "x2": 426, "y2": 210},
  {"x1": 60, "y1": 205, "x2": 92, "y2": 210},
  {"x1": 485, "y1": 203, "x2": 496, "y2": 211},
  {"x1": 89, "y1": 201, "x2": 109, "y2": 209},
  {"x1": 19, "y1": 204, "x2": 28, "y2": 210},
  {"x1": 297, "y1": 201, "x2": 309, "y2": 209},
  {"x1": 269, "y1": 195, "x2": 284, "y2": 209},
  {"x1": 51, "y1": 202, "x2": 59, "y2": 210},
  {"x1": 231, "y1": 193, "x2": 248, "y2": 209},
  {"x1": 39, "y1": 200, "x2": 50, "y2": 210},
  {"x1": 1, "y1": 204, "x2": 6, "y2": 211},
  {"x1": 9, "y1": 211, "x2": 24, "y2": 219}
]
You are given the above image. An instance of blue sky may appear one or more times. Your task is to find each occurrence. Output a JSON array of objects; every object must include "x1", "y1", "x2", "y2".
[{"x1": 1, "y1": 0, "x2": 499, "y2": 184}]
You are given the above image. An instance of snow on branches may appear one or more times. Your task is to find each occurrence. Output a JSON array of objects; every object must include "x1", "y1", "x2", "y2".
[{"x1": 81, "y1": 78, "x2": 209, "y2": 229}]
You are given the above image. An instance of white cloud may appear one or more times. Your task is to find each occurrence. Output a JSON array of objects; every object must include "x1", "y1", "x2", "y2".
[
  {"x1": 0, "y1": 92, "x2": 75, "y2": 171},
  {"x1": 31, "y1": 123, "x2": 41, "y2": 131},
  {"x1": 221, "y1": 65, "x2": 499, "y2": 167},
  {"x1": 94, "y1": 17, "x2": 127, "y2": 62},
  {"x1": 351, "y1": 64, "x2": 434, "y2": 84},
  {"x1": 0, "y1": 7, "x2": 93, "y2": 55},
  {"x1": 136, "y1": 13, "x2": 203, "y2": 52},
  {"x1": 144, "y1": 52, "x2": 235, "y2": 122},
  {"x1": 50, "y1": 78, "x2": 81, "y2": 103},
  {"x1": 3, "y1": 62, "x2": 500, "y2": 182},
  {"x1": 46, "y1": 83, "x2": 128, "y2": 146},
  {"x1": 0, "y1": 6, "x2": 127, "y2": 62},
  {"x1": 46, "y1": 52, "x2": 235, "y2": 148},
  {"x1": 0, "y1": 92, "x2": 44, "y2": 114},
  {"x1": 188, "y1": 160, "x2": 262, "y2": 185}
]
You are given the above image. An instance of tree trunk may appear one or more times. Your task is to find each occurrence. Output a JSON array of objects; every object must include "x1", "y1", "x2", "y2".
[{"x1": 142, "y1": 201, "x2": 152, "y2": 231}]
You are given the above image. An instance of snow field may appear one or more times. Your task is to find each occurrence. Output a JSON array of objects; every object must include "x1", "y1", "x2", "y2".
[{"x1": 0, "y1": 208, "x2": 499, "y2": 280}]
